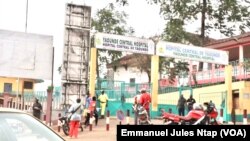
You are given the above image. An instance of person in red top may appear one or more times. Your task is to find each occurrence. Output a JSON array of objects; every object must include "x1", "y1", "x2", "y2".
[
  {"x1": 84, "y1": 96, "x2": 98, "y2": 127},
  {"x1": 139, "y1": 88, "x2": 151, "y2": 120}
]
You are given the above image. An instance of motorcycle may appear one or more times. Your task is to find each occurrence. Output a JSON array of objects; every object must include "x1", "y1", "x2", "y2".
[
  {"x1": 137, "y1": 105, "x2": 151, "y2": 125},
  {"x1": 132, "y1": 90, "x2": 151, "y2": 125},
  {"x1": 203, "y1": 102, "x2": 219, "y2": 125},
  {"x1": 162, "y1": 110, "x2": 206, "y2": 125},
  {"x1": 162, "y1": 102, "x2": 219, "y2": 125},
  {"x1": 132, "y1": 104, "x2": 151, "y2": 125},
  {"x1": 59, "y1": 112, "x2": 84, "y2": 136}
]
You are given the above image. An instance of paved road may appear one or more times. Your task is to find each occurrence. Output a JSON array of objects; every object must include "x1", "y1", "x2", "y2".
[
  {"x1": 54, "y1": 118, "x2": 121, "y2": 141},
  {"x1": 53, "y1": 118, "x2": 163, "y2": 141}
]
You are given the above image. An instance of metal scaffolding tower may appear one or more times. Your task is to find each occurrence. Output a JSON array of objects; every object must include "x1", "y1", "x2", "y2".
[{"x1": 61, "y1": 3, "x2": 91, "y2": 104}]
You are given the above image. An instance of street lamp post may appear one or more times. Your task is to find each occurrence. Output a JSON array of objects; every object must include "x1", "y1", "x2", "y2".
[{"x1": 25, "y1": 0, "x2": 28, "y2": 33}]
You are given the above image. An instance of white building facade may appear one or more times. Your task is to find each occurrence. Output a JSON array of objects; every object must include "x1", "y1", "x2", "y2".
[{"x1": 107, "y1": 66, "x2": 149, "y2": 84}]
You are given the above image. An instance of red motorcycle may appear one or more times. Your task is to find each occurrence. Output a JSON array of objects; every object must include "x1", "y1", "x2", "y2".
[
  {"x1": 203, "y1": 102, "x2": 219, "y2": 125},
  {"x1": 162, "y1": 102, "x2": 220, "y2": 125}
]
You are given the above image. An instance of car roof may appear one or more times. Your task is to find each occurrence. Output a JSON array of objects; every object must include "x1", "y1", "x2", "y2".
[
  {"x1": 0, "y1": 108, "x2": 26, "y2": 113},
  {"x1": 0, "y1": 108, "x2": 65, "y2": 140}
]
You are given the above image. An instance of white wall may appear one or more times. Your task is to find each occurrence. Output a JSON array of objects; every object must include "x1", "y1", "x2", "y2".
[
  {"x1": 111, "y1": 60, "x2": 211, "y2": 86},
  {"x1": 0, "y1": 29, "x2": 53, "y2": 80},
  {"x1": 113, "y1": 66, "x2": 149, "y2": 83}
]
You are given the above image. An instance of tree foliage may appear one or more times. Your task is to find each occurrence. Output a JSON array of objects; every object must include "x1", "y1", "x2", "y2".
[
  {"x1": 92, "y1": 3, "x2": 134, "y2": 79},
  {"x1": 159, "y1": 57, "x2": 190, "y2": 85},
  {"x1": 117, "y1": 0, "x2": 250, "y2": 45},
  {"x1": 154, "y1": 0, "x2": 250, "y2": 85},
  {"x1": 152, "y1": 0, "x2": 250, "y2": 45},
  {"x1": 132, "y1": 53, "x2": 151, "y2": 82},
  {"x1": 242, "y1": 59, "x2": 250, "y2": 72},
  {"x1": 115, "y1": 0, "x2": 192, "y2": 84}
]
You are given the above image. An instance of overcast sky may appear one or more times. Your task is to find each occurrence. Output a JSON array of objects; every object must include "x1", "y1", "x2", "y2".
[{"x1": 0, "y1": 0, "x2": 224, "y2": 90}]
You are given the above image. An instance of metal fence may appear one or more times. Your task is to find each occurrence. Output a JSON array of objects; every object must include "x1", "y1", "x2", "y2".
[
  {"x1": 0, "y1": 89, "x2": 64, "y2": 111},
  {"x1": 95, "y1": 79, "x2": 152, "y2": 117}
]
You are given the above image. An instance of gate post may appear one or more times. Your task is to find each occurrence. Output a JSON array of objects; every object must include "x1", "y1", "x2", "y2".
[
  {"x1": 225, "y1": 65, "x2": 232, "y2": 122},
  {"x1": 151, "y1": 55, "x2": 159, "y2": 111},
  {"x1": 243, "y1": 109, "x2": 247, "y2": 125},
  {"x1": 89, "y1": 48, "x2": 97, "y2": 97}
]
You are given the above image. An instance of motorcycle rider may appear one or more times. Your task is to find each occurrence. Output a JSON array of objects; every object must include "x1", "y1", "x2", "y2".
[
  {"x1": 180, "y1": 103, "x2": 205, "y2": 124},
  {"x1": 132, "y1": 90, "x2": 141, "y2": 125},
  {"x1": 163, "y1": 102, "x2": 218, "y2": 125},
  {"x1": 208, "y1": 100, "x2": 215, "y2": 111},
  {"x1": 204, "y1": 100, "x2": 218, "y2": 124},
  {"x1": 139, "y1": 88, "x2": 151, "y2": 121}
]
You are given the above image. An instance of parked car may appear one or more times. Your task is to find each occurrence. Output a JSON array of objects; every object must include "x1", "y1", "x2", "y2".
[{"x1": 0, "y1": 108, "x2": 65, "y2": 141}]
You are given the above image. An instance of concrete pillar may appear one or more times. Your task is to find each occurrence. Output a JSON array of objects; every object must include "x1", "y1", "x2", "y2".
[
  {"x1": 106, "y1": 110, "x2": 110, "y2": 131},
  {"x1": 225, "y1": 65, "x2": 232, "y2": 120},
  {"x1": 189, "y1": 61, "x2": 193, "y2": 86},
  {"x1": 211, "y1": 64, "x2": 215, "y2": 83},
  {"x1": 239, "y1": 45, "x2": 244, "y2": 80},
  {"x1": 126, "y1": 109, "x2": 130, "y2": 125},
  {"x1": 46, "y1": 90, "x2": 53, "y2": 126},
  {"x1": 239, "y1": 45, "x2": 244, "y2": 63},
  {"x1": 151, "y1": 55, "x2": 159, "y2": 111},
  {"x1": 243, "y1": 109, "x2": 247, "y2": 125},
  {"x1": 219, "y1": 108, "x2": 224, "y2": 124},
  {"x1": 89, "y1": 48, "x2": 97, "y2": 97}
]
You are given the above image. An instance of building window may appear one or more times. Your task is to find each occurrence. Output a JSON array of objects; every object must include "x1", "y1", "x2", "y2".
[
  {"x1": 192, "y1": 65, "x2": 197, "y2": 72},
  {"x1": 4, "y1": 83, "x2": 12, "y2": 93},
  {"x1": 207, "y1": 63, "x2": 213, "y2": 70},
  {"x1": 24, "y1": 81, "x2": 33, "y2": 89},
  {"x1": 130, "y1": 78, "x2": 135, "y2": 86},
  {"x1": 198, "y1": 62, "x2": 203, "y2": 71}
]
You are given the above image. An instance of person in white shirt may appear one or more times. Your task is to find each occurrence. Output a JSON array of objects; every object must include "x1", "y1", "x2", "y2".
[
  {"x1": 68, "y1": 98, "x2": 83, "y2": 139},
  {"x1": 133, "y1": 90, "x2": 141, "y2": 125}
]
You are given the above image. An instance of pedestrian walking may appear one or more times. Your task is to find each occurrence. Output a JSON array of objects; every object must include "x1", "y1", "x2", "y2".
[
  {"x1": 32, "y1": 98, "x2": 42, "y2": 119},
  {"x1": 177, "y1": 94, "x2": 186, "y2": 116},
  {"x1": 98, "y1": 90, "x2": 108, "y2": 119},
  {"x1": 187, "y1": 95, "x2": 196, "y2": 112},
  {"x1": 68, "y1": 98, "x2": 83, "y2": 139}
]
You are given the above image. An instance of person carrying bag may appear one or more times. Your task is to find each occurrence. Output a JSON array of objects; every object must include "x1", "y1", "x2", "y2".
[{"x1": 68, "y1": 98, "x2": 83, "y2": 139}]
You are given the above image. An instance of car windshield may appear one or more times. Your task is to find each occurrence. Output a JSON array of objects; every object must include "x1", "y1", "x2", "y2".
[{"x1": 0, "y1": 112, "x2": 64, "y2": 141}]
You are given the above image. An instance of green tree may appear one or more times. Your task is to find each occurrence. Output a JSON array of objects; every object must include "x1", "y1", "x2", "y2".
[
  {"x1": 133, "y1": 53, "x2": 151, "y2": 82},
  {"x1": 242, "y1": 59, "x2": 250, "y2": 72},
  {"x1": 132, "y1": 44, "x2": 189, "y2": 84},
  {"x1": 153, "y1": 0, "x2": 250, "y2": 85},
  {"x1": 154, "y1": 0, "x2": 250, "y2": 45},
  {"x1": 117, "y1": 0, "x2": 250, "y2": 45},
  {"x1": 92, "y1": 3, "x2": 134, "y2": 83},
  {"x1": 159, "y1": 57, "x2": 190, "y2": 85}
]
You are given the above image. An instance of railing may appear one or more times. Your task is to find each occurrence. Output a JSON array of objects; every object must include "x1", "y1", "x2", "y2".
[
  {"x1": 159, "y1": 59, "x2": 250, "y2": 89},
  {"x1": 0, "y1": 91, "x2": 65, "y2": 111}
]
